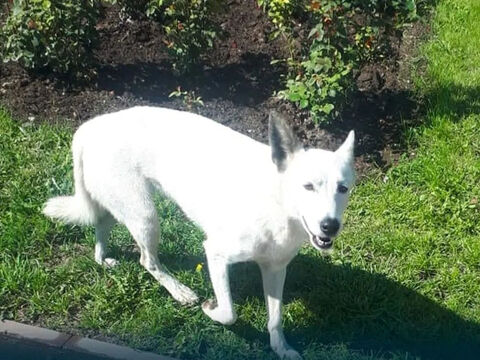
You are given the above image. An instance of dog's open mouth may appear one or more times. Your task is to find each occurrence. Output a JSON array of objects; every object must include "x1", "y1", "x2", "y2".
[
  {"x1": 301, "y1": 217, "x2": 334, "y2": 251},
  {"x1": 311, "y1": 235, "x2": 333, "y2": 250}
]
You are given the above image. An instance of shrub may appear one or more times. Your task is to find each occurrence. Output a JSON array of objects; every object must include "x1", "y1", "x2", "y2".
[
  {"x1": 0, "y1": 0, "x2": 100, "y2": 79},
  {"x1": 282, "y1": 38, "x2": 352, "y2": 120},
  {"x1": 103, "y1": 0, "x2": 222, "y2": 73},
  {"x1": 261, "y1": 0, "x2": 422, "y2": 123},
  {"x1": 147, "y1": 0, "x2": 222, "y2": 73},
  {"x1": 1, "y1": 0, "x2": 221, "y2": 77}
]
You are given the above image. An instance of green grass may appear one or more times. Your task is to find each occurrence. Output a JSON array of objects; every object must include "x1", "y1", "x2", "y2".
[{"x1": 1, "y1": 0, "x2": 480, "y2": 358}]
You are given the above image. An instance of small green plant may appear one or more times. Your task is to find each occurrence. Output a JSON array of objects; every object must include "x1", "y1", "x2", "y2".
[
  {"x1": 147, "y1": 0, "x2": 222, "y2": 74},
  {"x1": 0, "y1": 0, "x2": 100, "y2": 79},
  {"x1": 102, "y1": 0, "x2": 222, "y2": 73},
  {"x1": 280, "y1": 42, "x2": 352, "y2": 122},
  {"x1": 257, "y1": 0, "x2": 295, "y2": 37},
  {"x1": 169, "y1": 87, "x2": 204, "y2": 109}
]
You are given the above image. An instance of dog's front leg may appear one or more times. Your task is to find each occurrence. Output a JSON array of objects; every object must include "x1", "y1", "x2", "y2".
[
  {"x1": 260, "y1": 264, "x2": 302, "y2": 360},
  {"x1": 202, "y1": 243, "x2": 237, "y2": 325}
]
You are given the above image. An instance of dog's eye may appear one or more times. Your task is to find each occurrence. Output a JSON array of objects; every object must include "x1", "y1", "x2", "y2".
[
  {"x1": 337, "y1": 184, "x2": 348, "y2": 194},
  {"x1": 303, "y1": 183, "x2": 315, "y2": 191}
]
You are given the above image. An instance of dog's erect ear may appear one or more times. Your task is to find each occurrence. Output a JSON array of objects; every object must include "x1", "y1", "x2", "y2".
[
  {"x1": 269, "y1": 111, "x2": 302, "y2": 172},
  {"x1": 336, "y1": 130, "x2": 355, "y2": 163}
]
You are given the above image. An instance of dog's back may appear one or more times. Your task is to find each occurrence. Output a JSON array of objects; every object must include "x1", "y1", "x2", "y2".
[{"x1": 67, "y1": 106, "x2": 274, "y2": 233}]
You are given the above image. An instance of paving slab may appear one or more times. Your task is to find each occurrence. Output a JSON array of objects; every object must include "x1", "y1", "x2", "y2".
[
  {"x1": 64, "y1": 335, "x2": 176, "y2": 360},
  {"x1": 0, "y1": 320, "x2": 178, "y2": 360},
  {"x1": 0, "y1": 334, "x2": 107, "y2": 360},
  {"x1": 0, "y1": 320, "x2": 71, "y2": 348}
]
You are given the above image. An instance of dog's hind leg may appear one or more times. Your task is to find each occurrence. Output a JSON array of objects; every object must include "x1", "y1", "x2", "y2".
[
  {"x1": 134, "y1": 218, "x2": 199, "y2": 305},
  {"x1": 95, "y1": 178, "x2": 198, "y2": 305},
  {"x1": 201, "y1": 241, "x2": 237, "y2": 325},
  {"x1": 94, "y1": 213, "x2": 117, "y2": 267}
]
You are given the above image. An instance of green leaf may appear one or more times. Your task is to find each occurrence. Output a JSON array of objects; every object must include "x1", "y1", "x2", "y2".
[
  {"x1": 31, "y1": 37, "x2": 39, "y2": 48},
  {"x1": 299, "y1": 99, "x2": 309, "y2": 109},
  {"x1": 321, "y1": 103, "x2": 335, "y2": 115},
  {"x1": 406, "y1": 0, "x2": 416, "y2": 12},
  {"x1": 308, "y1": 25, "x2": 324, "y2": 42},
  {"x1": 287, "y1": 92, "x2": 301, "y2": 102}
]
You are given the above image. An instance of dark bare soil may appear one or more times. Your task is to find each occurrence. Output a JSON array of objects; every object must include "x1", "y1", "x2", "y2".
[{"x1": 0, "y1": 0, "x2": 429, "y2": 175}]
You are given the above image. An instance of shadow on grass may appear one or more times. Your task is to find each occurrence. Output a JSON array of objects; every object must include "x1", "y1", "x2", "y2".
[
  {"x1": 226, "y1": 254, "x2": 480, "y2": 360},
  {"x1": 75, "y1": 227, "x2": 480, "y2": 359},
  {"x1": 424, "y1": 83, "x2": 480, "y2": 119}
]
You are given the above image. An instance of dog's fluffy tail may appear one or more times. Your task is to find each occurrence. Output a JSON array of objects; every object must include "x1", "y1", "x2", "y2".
[{"x1": 43, "y1": 130, "x2": 97, "y2": 225}]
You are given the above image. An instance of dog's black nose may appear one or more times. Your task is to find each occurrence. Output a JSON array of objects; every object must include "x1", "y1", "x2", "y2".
[{"x1": 320, "y1": 218, "x2": 340, "y2": 236}]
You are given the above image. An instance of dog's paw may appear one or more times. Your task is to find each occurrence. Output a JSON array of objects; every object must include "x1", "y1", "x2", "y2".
[
  {"x1": 272, "y1": 342, "x2": 303, "y2": 360},
  {"x1": 172, "y1": 283, "x2": 199, "y2": 306},
  {"x1": 103, "y1": 258, "x2": 119, "y2": 268},
  {"x1": 202, "y1": 299, "x2": 237, "y2": 325},
  {"x1": 202, "y1": 299, "x2": 217, "y2": 310},
  {"x1": 277, "y1": 349, "x2": 303, "y2": 360}
]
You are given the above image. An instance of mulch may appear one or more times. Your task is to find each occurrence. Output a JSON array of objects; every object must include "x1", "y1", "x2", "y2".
[{"x1": 0, "y1": 0, "x2": 429, "y2": 175}]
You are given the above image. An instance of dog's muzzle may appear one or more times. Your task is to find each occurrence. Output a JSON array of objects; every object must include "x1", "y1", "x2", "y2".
[{"x1": 301, "y1": 217, "x2": 334, "y2": 251}]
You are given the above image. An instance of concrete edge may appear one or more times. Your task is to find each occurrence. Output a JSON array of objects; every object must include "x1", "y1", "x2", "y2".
[{"x1": 0, "y1": 320, "x2": 177, "y2": 360}]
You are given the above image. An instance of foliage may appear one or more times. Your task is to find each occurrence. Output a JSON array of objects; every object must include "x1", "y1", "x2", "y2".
[
  {"x1": 1, "y1": 0, "x2": 221, "y2": 77},
  {"x1": 257, "y1": 0, "x2": 296, "y2": 36},
  {"x1": 261, "y1": 0, "x2": 424, "y2": 123},
  {"x1": 169, "y1": 86, "x2": 204, "y2": 110},
  {"x1": 0, "y1": 0, "x2": 100, "y2": 79},
  {"x1": 146, "y1": 0, "x2": 222, "y2": 74},
  {"x1": 106, "y1": 0, "x2": 222, "y2": 73}
]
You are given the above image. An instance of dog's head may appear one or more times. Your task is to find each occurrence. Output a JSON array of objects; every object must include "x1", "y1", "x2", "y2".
[{"x1": 269, "y1": 111, "x2": 355, "y2": 252}]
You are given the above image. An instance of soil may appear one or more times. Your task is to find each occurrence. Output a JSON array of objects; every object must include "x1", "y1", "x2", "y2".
[{"x1": 0, "y1": 0, "x2": 429, "y2": 176}]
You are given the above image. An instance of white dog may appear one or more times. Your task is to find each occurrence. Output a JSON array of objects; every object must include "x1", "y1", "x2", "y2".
[{"x1": 43, "y1": 106, "x2": 355, "y2": 359}]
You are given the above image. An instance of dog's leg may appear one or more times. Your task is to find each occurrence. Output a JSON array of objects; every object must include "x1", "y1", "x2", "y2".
[
  {"x1": 96, "y1": 178, "x2": 198, "y2": 305},
  {"x1": 94, "y1": 214, "x2": 117, "y2": 267},
  {"x1": 202, "y1": 242, "x2": 237, "y2": 325},
  {"x1": 260, "y1": 264, "x2": 302, "y2": 360},
  {"x1": 128, "y1": 215, "x2": 199, "y2": 305}
]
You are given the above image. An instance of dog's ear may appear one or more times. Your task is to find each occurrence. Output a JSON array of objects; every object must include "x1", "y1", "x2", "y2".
[
  {"x1": 336, "y1": 130, "x2": 355, "y2": 163},
  {"x1": 269, "y1": 111, "x2": 302, "y2": 172}
]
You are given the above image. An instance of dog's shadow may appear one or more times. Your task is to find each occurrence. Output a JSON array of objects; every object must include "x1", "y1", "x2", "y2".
[
  {"x1": 228, "y1": 254, "x2": 480, "y2": 360},
  {"x1": 106, "y1": 235, "x2": 480, "y2": 359}
]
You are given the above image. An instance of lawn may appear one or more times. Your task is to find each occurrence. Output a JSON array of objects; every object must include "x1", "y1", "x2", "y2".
[{"x1": 1, "y1": 0, "x2": 480, "y2": 359}]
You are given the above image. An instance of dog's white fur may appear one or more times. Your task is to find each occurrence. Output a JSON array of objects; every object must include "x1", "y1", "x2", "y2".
[{"x1": 43, "y1": 106, "x2": 355, "y2": 359}]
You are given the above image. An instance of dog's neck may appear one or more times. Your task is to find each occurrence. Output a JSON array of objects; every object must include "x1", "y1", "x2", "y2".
[{"x1": 264, "y1": 172, "x2": 308, "y2": 249}]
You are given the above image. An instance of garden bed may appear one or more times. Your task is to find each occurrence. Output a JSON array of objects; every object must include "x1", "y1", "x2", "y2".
[{"x1": 0, "y1": 0, "x2": 426, "y2": 175}]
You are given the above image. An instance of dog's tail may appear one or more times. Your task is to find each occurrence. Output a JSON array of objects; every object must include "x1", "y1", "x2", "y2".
[{"x1": 43, "y1": 130, "x2": 97, "y2": 225}]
